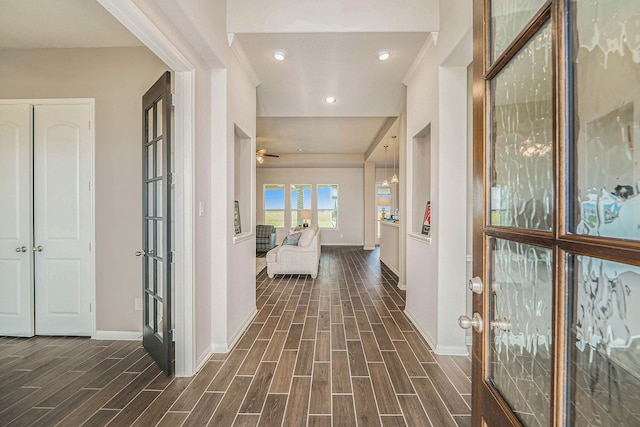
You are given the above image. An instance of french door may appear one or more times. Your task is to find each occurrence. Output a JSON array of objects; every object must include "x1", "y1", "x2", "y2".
[
  {"x1": 0, "y1": 102, "x2": 92, "y2": 337},
  {"x1": 140, "y1": 72, "x2": 173, "y2": 375},
  {"x1": 470, "y1": 0, "x2": 640, "y2": 425}
]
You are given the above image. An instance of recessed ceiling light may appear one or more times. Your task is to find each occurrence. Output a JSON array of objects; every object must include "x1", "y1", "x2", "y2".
[
  {"x1": 273, "y1": 49, "x2": 287, "y2": 61},
  {"x1": 377, "y1": 49, "x2": 391, "y2": 61},
  {"x1": 325, "y1": 97, "x2": 336, "y2": 104}
]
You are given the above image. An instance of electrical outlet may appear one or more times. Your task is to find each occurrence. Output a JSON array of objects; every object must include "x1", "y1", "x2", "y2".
[{"x1": 135, "y1": 298, "x2": 142, "y2": 311}]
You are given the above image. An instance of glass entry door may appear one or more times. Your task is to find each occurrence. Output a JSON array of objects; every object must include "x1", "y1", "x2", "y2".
[
  {"x1": 470, "y1": 0, "x2": 640, "y2": 425},
  {"x1": 140, "y1": 71, "x2": 172, "y2": 375}
]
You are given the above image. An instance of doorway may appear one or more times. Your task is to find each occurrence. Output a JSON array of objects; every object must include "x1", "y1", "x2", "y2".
[{"x1": 0, "y1": 100, "x2": 94, "y2": 337}]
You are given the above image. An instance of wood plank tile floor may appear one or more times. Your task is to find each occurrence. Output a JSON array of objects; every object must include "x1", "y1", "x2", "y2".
[{"x1": 0, "y1": 246, "x2": 471, "y2": 426}]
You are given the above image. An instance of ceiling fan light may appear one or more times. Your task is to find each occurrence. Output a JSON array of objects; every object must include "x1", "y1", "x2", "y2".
[
  {"x1": 273, "y1": 49, "x2": 287, "y2": 61},
  {"x1": 325, "y1": 97, "x2": 336, "y2": 104},
  {"x1": 377, "y1": 49, "x2": 391, "y2": 61},
  {"x1": 256, "y1": 154, "x2": 264, "y2": 164}
]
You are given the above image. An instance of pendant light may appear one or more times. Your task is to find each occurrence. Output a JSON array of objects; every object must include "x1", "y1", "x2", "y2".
[
  {"x1": 382, "y1": 145, "x2": 389, "y2": 187},
  {"x1": 390, "y1": 136, "x2": 399, "y2": 184}
]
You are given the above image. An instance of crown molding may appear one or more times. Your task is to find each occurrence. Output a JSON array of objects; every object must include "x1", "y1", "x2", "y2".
[
  {"x1": 227, "y1": 33, "x2": 261, "y2": 87},
  {"x1": 402, "y1": 34, "x2": 436, "y2": 85}
]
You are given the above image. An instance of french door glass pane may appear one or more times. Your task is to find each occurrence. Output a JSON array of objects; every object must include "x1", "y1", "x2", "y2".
[
  {"x1": 571, "y1": 0, "x2": 640, "y2": 241},
  {"x1": 156, "y1": 98, "x2": 163, "y2": 137},
  {"x1": 491, "y1": 0, "x2": 546, "y2": 63},
  {"x1": 490, "y1": 23, "x2": 553, "y2": 231},
  {"x1": 147, "y1": 144, "x2": 154, "y2": 179},
  {"x1": 489, "y1": 238, "x2": 552, "y2": 426},
  {"x1": 569, "y1": 255, "x2": 640, "y2": 425},
  {"x1": 157, "y1": 300, "x2": 163, "y2": 338},
  {"x1": 146, "y1": 108, "x2": 153, "y2": 142}
]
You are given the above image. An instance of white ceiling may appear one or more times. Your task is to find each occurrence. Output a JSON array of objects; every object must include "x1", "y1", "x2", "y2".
[
  {"x1": 0, "y1": 0, "x2": 142, "y2": 49},
  {"x1": 0, "y1": 0, "x2": 427, "y2": 168}
]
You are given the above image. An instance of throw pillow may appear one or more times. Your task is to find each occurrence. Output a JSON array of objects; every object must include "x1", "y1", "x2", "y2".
[
  {"x1": 283, "y1": 231, "x2": 302, "y2": 245},
  {"x1": 298, "y1": 227, "x2": 315, "y2": 247}
]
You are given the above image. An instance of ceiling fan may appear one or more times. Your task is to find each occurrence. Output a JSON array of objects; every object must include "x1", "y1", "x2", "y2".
[{"x1": 256, "y1": 149, "x2": 279, "y2": 164}]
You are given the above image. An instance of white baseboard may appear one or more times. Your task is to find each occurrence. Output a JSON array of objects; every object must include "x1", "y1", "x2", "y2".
[
  {"x1": 435, "y1": 344, "x2": 469, "y2": 356},
  {"x1": 363, "y1": 246, "x2": 375, "y2": 250},
  {"x1": 403, "y1": 309, "x2": 438, "y2": 351},
  {"x1": 195, "y1": 347, "x2": 215, "y2": 373},
  {"x1": 94, "y1": 330, "x2": 141, "y2": 341},
  {"x1": 211, "y1": 307, "x2": 258, "y2": 354},
  {"x1": 403, "y1": 309, "x2": 469, "y2": 356},
  {"x1": 465, "y1": 335, "x2": 472, "y2": 346}
]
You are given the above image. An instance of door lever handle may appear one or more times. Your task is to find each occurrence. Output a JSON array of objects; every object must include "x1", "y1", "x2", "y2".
[
  {"x1": 135, "y1": 250, "x2": 146, "y2": 257},
  {"x1": 32, "y1": 245, "x2": 43, "y2": 252}
]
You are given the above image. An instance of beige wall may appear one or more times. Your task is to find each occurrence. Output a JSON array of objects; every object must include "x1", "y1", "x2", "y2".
[{"x1": 0, "y1": 47, "x2": 168, "y2": 333}]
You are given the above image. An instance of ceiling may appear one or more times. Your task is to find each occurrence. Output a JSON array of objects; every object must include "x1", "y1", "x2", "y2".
[{"x1": 0, "y1": 0, "x2": 429, "y2": 168}]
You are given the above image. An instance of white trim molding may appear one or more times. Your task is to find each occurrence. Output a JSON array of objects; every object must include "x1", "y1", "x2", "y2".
[
  {"x1": 211, "y1": 308, "x2": 258, "y2": 353},
  {"x1": 95, "y1": 330, "x2": 142, "y2": 341},
  {"x1": 404, "y1": 309, "x2": 469, "y2": 357}
]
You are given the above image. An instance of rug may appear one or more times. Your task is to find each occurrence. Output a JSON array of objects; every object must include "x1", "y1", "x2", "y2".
[{"x1": 256, "y1": 257, "x2": 267, "y2": 275}]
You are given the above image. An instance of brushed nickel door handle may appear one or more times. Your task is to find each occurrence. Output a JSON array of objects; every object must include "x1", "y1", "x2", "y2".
[
  {"x1": 135, "y1": 250, "x2": 146, "y2": 257},
  {"x1": 16, "y1": 246, "x2": 27, "y2": 253},
  {"x1": 32, "y1": 245, "x2": 43, "y2": 252}
]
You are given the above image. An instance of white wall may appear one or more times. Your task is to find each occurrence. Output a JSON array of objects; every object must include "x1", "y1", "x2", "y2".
[
  {"x1": 0, "y1": 47, "x2": 168, "y2": 334},
  {"x1": 257, "y1": 168, "x2": 364, "y2": 245},
  {"x1": 403, "y1": 0, "x2": 472, "y2": 355},
  {"x1": 225, "y1": 52, "x2": 258, "y2": 350}
]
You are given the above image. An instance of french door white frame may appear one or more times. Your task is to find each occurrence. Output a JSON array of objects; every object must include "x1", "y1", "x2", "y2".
[
  {"x1": 99, "y1": 0, "x2": 196, "y2": 377},
  {"x1": 0, "y1": 98, "x2": 96, "y2": 339}
]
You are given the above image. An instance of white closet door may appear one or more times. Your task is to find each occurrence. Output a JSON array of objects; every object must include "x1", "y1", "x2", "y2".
[
  {"x1": 34, "y1": 104, "x2": 92, "y2": 336},
  {"x1": 0, "y1": 104, "x2": 34, "y2": 336}
]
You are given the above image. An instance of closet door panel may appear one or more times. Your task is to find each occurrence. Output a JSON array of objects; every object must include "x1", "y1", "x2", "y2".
[
  {"x1": 0, "y1": 104, "x2": 33, "y2": 336},
  {"x1": 34, "y1": 104, "x2": 92, "y2": 336}
]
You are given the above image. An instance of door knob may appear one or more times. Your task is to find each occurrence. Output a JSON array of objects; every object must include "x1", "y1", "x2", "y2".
[
  {"x1": 491, "y1": 317, "x2": 511, "y2": 331},
  {"x1": 135, "y1": 250, "x2": 146, "y2": 257},
  {"x1": 468, "y1": 276, "x2": 483, "y2": 294},
  {"x1": 16, "y1": 246, "x2": 27, "y2": 253},
  {"x1": 458, "y1": 313, "x2": 483, "y2": 333},
  {"x1": 32, "y1": 245, "x2": 43, "y2": 252}
]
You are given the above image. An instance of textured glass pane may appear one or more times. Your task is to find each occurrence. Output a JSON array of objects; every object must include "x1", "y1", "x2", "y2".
[
  {"x1": 490, "y1": 23, "x2": 553, "y2": 231},
  {"x1": 490, "y1": 239, "x2": 552, "y2": 426},
  {"x1": 491, "y1": 0, "x2": 546, "y2": 62},
  {"x1": 570, "y1": 255, "x2": 640, "y2": 426},
  {"x1": 572, "y1": 0, "x2": 640, "y2": 241}
]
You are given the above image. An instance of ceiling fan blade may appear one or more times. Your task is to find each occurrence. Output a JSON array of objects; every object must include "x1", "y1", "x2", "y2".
[{"x1": 263, "y1": 153, "x2": 280, "y2": 158}]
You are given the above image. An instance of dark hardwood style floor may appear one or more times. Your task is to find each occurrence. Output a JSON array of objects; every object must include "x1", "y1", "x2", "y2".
[{"x1": 0, "y1": 246, "x2": 471, "y2": 426}]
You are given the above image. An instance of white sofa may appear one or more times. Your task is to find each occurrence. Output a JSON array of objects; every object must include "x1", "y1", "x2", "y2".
[{"x1": 266, "y1": 226, "x2": 321, "y2": 278}]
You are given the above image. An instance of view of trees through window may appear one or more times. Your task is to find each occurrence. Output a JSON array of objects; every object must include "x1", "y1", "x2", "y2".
[
  {"x1": 263, "y1": 183, "x2": 338, "y2": 229},
  {"x1": 263, "y1": 184, "x2": 285, "y2": 227},
  {"x1": 317, "y1": 184, "x2": 338, "y2": 228},
  {"x1": 291, "y1": 184, "x2": 311, "y2": 226}
]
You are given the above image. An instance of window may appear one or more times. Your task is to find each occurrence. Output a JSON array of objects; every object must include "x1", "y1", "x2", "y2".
[
  {"x1": 317, "y1": 184, "x2": 338, "y2": 228},
  {"x1": 263, "y1": 184, "x2": 285, "y2": 227},
  {"x1": 290, "y1": 184, "x2": 311, "y2": 226},
  {"x1": 376, "y1": 186, "x2": 392, "y2": 238}
]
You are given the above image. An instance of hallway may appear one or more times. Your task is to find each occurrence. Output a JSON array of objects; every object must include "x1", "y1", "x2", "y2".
[{"x1": 0, "y1": 246, "x2": 470, "y2": 426}]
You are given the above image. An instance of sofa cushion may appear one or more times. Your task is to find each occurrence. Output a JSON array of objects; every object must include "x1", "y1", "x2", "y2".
[
  {"x1": 283, "y1": 231, "x2": 302, "y2": 245},
  {"x1": 298, "y1": 227, "x2": 315, "y2": 247}
]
